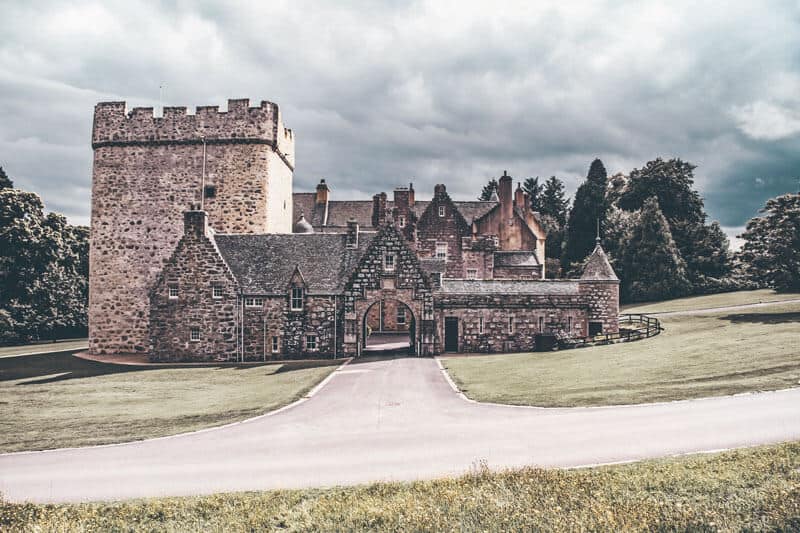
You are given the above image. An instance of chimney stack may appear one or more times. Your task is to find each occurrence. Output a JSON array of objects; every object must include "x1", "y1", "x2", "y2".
[
  {"x1": 372, "y1": 192, "x2": 387, "y2": 227},
  {"x1": 514, "y1": 183, "x2": 526, "y2": 210},
  {"x1": 346, "y1": 218, "x2": 359, "y2": 249},
  {"x1": 315, "y1": 178, "x2": 330, "y2": 205},
  {"x1": 409, "y1": 182, "x2": 415, "y2": 206},
  {"x1": 498, "y1": 171, "x2": 513, "y2": 221}
]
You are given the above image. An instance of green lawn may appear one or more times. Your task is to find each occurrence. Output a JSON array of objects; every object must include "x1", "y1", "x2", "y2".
[
  {"x1": 442, "y1": 299, "x2": 800, "y2": 407},
  {"x1": 622, "y1": 288, "x2": 800, "y2": 314},
  {"x1": 3, "y1": 442, "x2": 798, "y2": 531},
  {"x1": 0, "y1": 353, "x2": 338, "y2": 453},
  {"x1": 0, "y1": 339, "x2": 88, "y2": 358}
]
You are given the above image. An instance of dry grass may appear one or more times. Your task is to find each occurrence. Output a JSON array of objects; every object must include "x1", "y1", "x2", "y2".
[
  {"x1": 442, "y1": 298, "x2": 800, "y2": 407},
  {"x1": 0, "y1": 354, "x2": 339, "y2": 453},
  {"x1": 622, "y1": 288, "x2": 800, "y2": 314},
  {"x1": 2, "y1": 442, "x2": 798, "y2": 532}
]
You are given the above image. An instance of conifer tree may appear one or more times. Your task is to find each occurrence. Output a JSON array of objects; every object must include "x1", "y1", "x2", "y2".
[
  {"x1": 522, "y1": 177, "x2": 543, "y2": 210},
  {"x1": 621, "y1": 197, "x2": 692, "y2": 302},
  {"x1": 562, "y1": 159, "x2": 608, "y2": 270},
  {"x1": 0, "y1": 166, "x2": 13, "y2": 189},
  {"x1": 540, "y1": 176, "x2": 569, "y2": 225},
  {"x1": 478, "y1": 178, "x2": 499, "y2": 201}
]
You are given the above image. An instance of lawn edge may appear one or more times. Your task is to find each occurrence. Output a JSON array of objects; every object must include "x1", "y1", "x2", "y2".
[
  {"x1": 434, "y1": 356, "x2": 800, "y2": 410},
  {"x1": 0, "y1": 357, "x2": 351, "y2": 457}
]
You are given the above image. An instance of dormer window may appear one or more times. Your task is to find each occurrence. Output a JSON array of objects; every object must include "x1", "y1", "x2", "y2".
[
  {"x1": 291, "y1": 287, "x2": 304, "y2": 311},
  {"x1": 384, "y1": 253, "x2": 395, "y2": 272},
  {"x1": 438, "y1": 206, "x2": 446, "y2": 217}
]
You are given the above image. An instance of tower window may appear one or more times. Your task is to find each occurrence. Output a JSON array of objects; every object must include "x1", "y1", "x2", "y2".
[
  {"x1": 212, "y1": 286, "x2": 223, "y2": 299},
  {"x1": 189, "y1": 327, "x2": 201, "y2": 341},
  {"x1": 204, "y1": 185, "x2": 216, "y2": 198},
  {"x1": 291, "y1": 287, "x2": 304, "y2": 311},
  {"x1": 168, "y1": 286, "x2": 179, "y2": 299}
]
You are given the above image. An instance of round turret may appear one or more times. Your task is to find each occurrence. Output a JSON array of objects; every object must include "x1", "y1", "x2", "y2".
[{"x1": 293, "y1": 213, "x2": 314, "y2": 234}]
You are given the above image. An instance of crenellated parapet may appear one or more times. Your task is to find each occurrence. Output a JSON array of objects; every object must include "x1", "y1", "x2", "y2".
[{"x1": 92, "y1": 98, "x2": 295, "y2": 168}]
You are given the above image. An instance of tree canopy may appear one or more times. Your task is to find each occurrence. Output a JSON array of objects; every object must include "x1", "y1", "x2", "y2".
[
  {"x1": 522, "y1": 177, "x2": 543, "y2": 211},
  {"x1": 0, "y1": 166, "x2": 12, "y2": 189},
  {"x1": 562, "y1": 159, "x2": 608, "y2": 270},
  {"x1": 478, "y1": 178, "x2": 499, "y2": 201}
]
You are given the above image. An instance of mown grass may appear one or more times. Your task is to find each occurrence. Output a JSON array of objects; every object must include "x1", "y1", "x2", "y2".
[
  {"x1": 0, "y1": 353, "x2": 338, "y2": 453},
  {"x1": 622, "y1": 288, "x2": 800, "y2": 314},
  {"x1": 2, "y1": 442, "x2": 798, "y2": 532},
  {"x1": 442, "y1": 300, "x2": 800, "y2": 407},
  {"x1": 0, "y1": 339, "x2": 87, "y2": 358}
]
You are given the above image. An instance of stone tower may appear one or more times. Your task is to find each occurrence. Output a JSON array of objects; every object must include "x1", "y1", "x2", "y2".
[{"x1": 89, "y1": 99, "x2": 294, "y2": 354}]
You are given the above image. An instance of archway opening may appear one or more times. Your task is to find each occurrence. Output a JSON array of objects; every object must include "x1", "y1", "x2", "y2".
[{"x1": 363, "y1": 299, "x2": 415, "y2": 355}]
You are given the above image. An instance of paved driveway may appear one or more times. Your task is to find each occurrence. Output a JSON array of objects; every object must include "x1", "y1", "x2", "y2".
[{"x1": 2, "y1": 356, "x2": 799, "y2": 503}]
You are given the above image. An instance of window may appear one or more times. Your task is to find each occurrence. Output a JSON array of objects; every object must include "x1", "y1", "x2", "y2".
[
  {"x1": 432, "y1": 272, "x2": 442, "y2": 285},
  {"x1": 189, "y1": 327, "x2": 200, "y2": 342},
  {"x1": 466, "y1": 269, "x2": 478, "y2": 279},
  {"x1": 508, "y1": 316, "x2": 514, "y2": 334},
  {"x1": 291, "y1": 287, "x2": 304, "y2": 311},
  {"x1": 398, "y1": 215, "x2": 406, "y2": 228},
  {"x1": 567, "y1": 316, "x2": 572, "y2": 332},
  {"x1": 212, "y1": 286, "x2": 223, "y2": 299},
  {"x1": 438, "y1": 206, "x2": 446, "y2": 217},
  {"x1": 271, "y1": 336, "x2": 279, "y2": 353},
  {"x1": 538, "y1": 316, "x2": 545, "y2": 332},
  {"x1": 168, "y1": 286, "x2": 179, "y2": 299},
  {"x1": 397, "y1": 307, "x2": 406, "y2": 325},
  {"x1": 244, "y1": 297, "x2": 264, "y2": 307},
  {"x1": 435, "y1": 242, "x2": 448, "y2": 260},
  {"x1": 589, "y1": 322, "x2": 603, "y2": 336},
  {"x1": 306, "y1": 334, "x2": 317, "y2": 350},
  {"x1": 384, "y1": 253, "x2": 395, "y2": 272},
  {"x1": 478, "y1": 316, "x2": 484, "y2": 334},
  {"x1": 204, "y1": 185, "x2": 216, "y2": 198}
]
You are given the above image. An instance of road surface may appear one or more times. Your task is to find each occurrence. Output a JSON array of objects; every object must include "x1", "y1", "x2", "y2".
[{"x1": 1, "y1": 356, "x2": 798, "y2": 503}]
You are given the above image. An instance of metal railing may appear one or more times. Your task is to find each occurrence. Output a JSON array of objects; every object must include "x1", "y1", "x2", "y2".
[{"x1": 558, "y1": 313, "x2": 663, "y2": 349}]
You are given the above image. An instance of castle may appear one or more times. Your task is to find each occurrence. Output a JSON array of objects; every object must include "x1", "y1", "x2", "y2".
[{"x1": 89, "y1": 99, "x2": 619, "y2": 360}]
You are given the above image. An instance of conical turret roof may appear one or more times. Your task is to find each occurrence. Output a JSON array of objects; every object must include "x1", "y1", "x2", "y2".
[{"x1": 580, "y1": 243, "x2": 618, "y2": 281}]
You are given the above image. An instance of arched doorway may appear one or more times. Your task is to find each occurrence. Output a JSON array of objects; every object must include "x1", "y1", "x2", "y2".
[{"x1": 362, "y1": 299, "x2": 416, "y2": 355}]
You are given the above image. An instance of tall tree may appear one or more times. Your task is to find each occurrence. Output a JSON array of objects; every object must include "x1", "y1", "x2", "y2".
[
  {"x1": 478, "y1": 178, "x2": 499, "y2": 201},
  {"x1": 561, "y1": 159, "x2": 608, "y2": 270},
  {"x1": 522, "y1": 177, "x2": 543, "y2": 211},
  {"x1": 540, "y1": 176, "x2": 569, "y2": 225},
  {"x1": 738, "y1": 193, "x2": 800, "y2": 291},
  {"x1": 0, "y1": 166, "x2": 12, "y2": 189},
  {"x1": 621, "y1": 197, "x2": 692, "y2": 302}
]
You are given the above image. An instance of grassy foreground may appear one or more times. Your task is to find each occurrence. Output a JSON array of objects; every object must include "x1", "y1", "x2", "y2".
[
  {"x1": 442, "y1": 297, "x2": 800, "y2": 407},
  {"x1": 0, "y1": 353, "x2": 338, "y2": 453},
  {"x1": 622, "y1": 288, "x2": 800, "y2": 314},
  {"x1": 2, "y1": 442, "x2": 798, "y2": 531}
]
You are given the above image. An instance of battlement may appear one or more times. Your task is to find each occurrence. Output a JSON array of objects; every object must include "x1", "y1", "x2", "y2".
[{"x1": 92, "y1": 99, "x2": 294, "y2": 164}]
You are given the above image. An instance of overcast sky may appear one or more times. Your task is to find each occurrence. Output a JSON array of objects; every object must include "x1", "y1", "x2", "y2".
[{"x1": 1, "y1": 1, "x2": 799, "y2": 248}]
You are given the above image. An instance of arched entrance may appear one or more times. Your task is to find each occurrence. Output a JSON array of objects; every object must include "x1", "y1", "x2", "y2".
[{"x1": 362, "y1": 299, "x2": 416, "y2": 355}]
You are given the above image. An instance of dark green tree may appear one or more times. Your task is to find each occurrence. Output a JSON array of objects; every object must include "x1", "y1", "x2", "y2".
[
  {"x1": 0, "y1": 166, "x2": 13, "y2": 189},
  {"x1": 540, "y1": 176, "x2": 569, "y2": 225},
  {"x1": 522, "y1": 177, "x2": 543, "y2": 211},
  {"x1": 562, "y1": 159, "x2": 608, "y2": 270},
  {"x1": 738, "y1": 193, "x2": 800, "y2": 291},
  {"x1": 621, "y1": 197, "x2": 692, "y2": 302},
  {"x1": 478, "y1": 178, "x2": 499, "y2": 201}
]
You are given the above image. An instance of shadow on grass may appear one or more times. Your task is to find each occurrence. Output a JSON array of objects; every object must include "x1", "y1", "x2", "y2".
[{"x1": 720, "y1": 312, "x2": 800, "y2": 324}]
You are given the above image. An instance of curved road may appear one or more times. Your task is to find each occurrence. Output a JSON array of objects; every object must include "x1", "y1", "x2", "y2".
[{"x1": 1, "y1": 356, "x2": 799, "y2": 503}]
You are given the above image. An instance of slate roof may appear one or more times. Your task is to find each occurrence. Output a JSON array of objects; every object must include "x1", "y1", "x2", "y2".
[
  {"x1": 291, "y1": 194, "x2": 499, "y2": 229},
  {"x1": 494, "y1": 251, "x2": 540, "y2": 267},
  {"x1": 214, "y1": 233, "x2": 374, "y2": 294},
  {"x1": 581, "y1": 244, "x2": 619, "y2": 281},
  {"x1": 439, "y1": 279, "x2": 581, "y2": 295}
]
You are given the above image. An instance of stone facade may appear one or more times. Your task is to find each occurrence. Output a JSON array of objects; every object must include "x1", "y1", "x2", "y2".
[{"x1": 90, "y1": 99, "x2": 294, "y2": 355}]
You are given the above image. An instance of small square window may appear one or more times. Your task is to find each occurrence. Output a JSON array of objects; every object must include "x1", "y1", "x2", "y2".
[
  {"x1": 306, "y1": 334, "x2": 317, "y2": 350},
  {"x1": 438, "y1": 206, "x2": 446, "y2": 217},
  {"x1": 168, "y1": 286, "x2": 179, "y2": 299},
  {"x1": 271, "y1": 336, "x2": 279, "y2": 353},
  {"x1": 398, "y1": 215, "x2": 406, "y2": 228},
  {"x1": 212, "y1": 286, "x2": 223, "y2": 299},
  {"x1": 508, "y1": 316, "x2": 514, "y2": 334},
  {"x1": 204, "y1": 185, "x2": 216, "y2": 198},
  {"x1": 291, "y1": 287, "x2": 304, "y2": 311},
  {"x1": 466, "y1": 269, "x2": 477, "y2": 279},
  {"x1": 384, "y1": 253, "x2": 395, "y2": 272},
  {"x1": 435, "y1": 242, "x2": 448, "y2": 261},
  {"x1": 189, "y1": 327, "x2": 200, "y2": 341}
]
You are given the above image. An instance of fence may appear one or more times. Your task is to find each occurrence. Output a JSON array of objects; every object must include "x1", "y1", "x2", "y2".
[{"x1": 558, "y1": 313, "x2": 662, "y2": 349}]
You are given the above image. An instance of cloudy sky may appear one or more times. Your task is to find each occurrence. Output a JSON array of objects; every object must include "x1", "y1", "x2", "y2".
[{"x1": 1, "y1": 1, "x2": 799, "y2": 247}]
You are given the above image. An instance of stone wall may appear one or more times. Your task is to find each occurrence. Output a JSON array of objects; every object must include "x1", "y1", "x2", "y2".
[
  {"x1": 365, "y1": 299, "x2": 412, "y2": 332},
  {"x1": 89, "y1": 99, "x2": 294, "y2": 355},
  {"x1": 578, "y1": 280, "x2": 620, "y2": 334},
  {"x1": 416, "y1": 185, "x2": 470, "y2": 278},
  {"x1": 149, "y1": 211, "x2": 238, "y2": 361}
]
